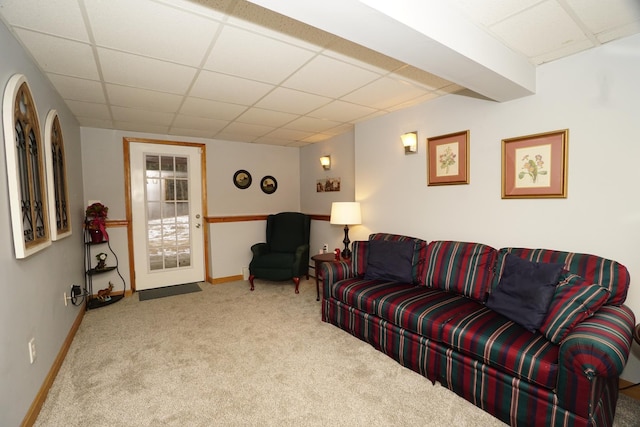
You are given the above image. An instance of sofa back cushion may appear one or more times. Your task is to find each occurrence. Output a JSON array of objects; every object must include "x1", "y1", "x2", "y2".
[
  {"x1": 351, "y1": 240, "x2": 369, "y2": 278},
  {"x1": 491, "y1": 248, "x2": 629, "y2": 306},
  {"x1": 425, "y1": 241, "x2": 497, "y2": 301},
  {"x1": 369, "y1": 233, "x2": 428, "y2": 285}
]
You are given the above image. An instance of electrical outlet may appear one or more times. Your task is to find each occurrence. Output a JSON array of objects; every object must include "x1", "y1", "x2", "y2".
[
  {"x1": 28, "y1": 338, "x2": 36, "y2": 364},
  {"x1": 63, "y1": 292, "x2": 68, "y2": 306},
  {"x1": 322, "y1": 243, "x2": 328, "y2": 252}
]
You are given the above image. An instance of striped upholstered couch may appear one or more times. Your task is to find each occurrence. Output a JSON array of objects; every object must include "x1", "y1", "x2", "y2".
[{"x1": 321, "y1": 233, "x2": 635, "y2": 426}]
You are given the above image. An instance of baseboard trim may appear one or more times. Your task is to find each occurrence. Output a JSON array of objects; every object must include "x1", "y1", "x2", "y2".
[
  {"x1": 619, "y1": 378, "x2": 640, "y2": 401},
  {"x1": 209, "y1": 274, "x2": 243, "y2": 284},
  {"x1": 21, "y1": 307, "x2": 85, "y2": 427}
]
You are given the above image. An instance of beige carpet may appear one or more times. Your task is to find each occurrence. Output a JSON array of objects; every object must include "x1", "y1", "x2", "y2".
[{"x1": 35, "y1": 279, "x2": 639, "y2": 426}]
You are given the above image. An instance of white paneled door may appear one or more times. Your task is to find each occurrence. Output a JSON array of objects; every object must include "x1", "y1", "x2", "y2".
[{"x1": 129, "y1": 142, "x2": 204, "y2": 291}]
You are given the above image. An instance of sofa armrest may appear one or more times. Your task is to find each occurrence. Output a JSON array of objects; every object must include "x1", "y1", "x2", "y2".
[
  {"x1": 321, "y1": 261, "x2": 354, "y2": 300},
  {"x1": 556, "y1": 304, "x2": 635, "y2": 417}
]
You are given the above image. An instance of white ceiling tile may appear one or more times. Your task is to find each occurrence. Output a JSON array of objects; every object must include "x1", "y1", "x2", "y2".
[
  {"x1": 98, "y1": 48, "x2": 197, "y2": 94},
  {"x1": 343, "y1": 77, "x2": 429, "y2": 110},
  {"x1": 283, "y1": 55, "x2": 381, "y2": 98},
  {"x1": 172, "y1": 115, "x2": 228, "y2": 132},
  {"x1": 449, "y1": 0, "x2": 541, "y2": 26},
  {"x1": 168, "y1": 127, "x2": 216, "y2": 139},
  {"x1": 64, "y1": 100, "x2": 111, "y2": 120},
  {"x1": 566, "y1": 0, "x2": 640, "y2": 34},
  {"x1": 111, "y1": 106, "x2": 175, "y2": 126},
  {"x1": 235, "y1": 108, "x2": 299, "y2": 127},
  {"x1": 596, "y1": 20, "x2": 640, "y2": 44},
  {"x1": 255, "y1": 87, "x2": 331, "y2": 114},
  {"x1": 77, "y1": 117, "x2": 114, "y2": 128},
  {"x1": 489, "y1": 1, "x2": 588, "y2": 58},
  {"x1": 323, "y1": 123, "x2": 356, "y2": 136},
  {"x1": 529, "y1": 39, "x2": 594, "y2": 65},
  {"x1": 0, "y1": 0, "x2": 89, "y2": 41},
  {"x1": 155, "y1": 0, "x2": 235, "y2": 21},
  {"x1": 190, "y1": 70, "x2": 274, "y2": 104},
  {"x1": 221, "y1": 122, "x2": 275, "y2": 137},
  {"x1": 204, "y1": 26, "x2": 316, "y2": 84},
  {"x1": 114, "y1": 121, "x2": 169, "y2": 134},
  {"x1": 263, "y1": 128, "x2": 314, "y2": 142},
  {"x1": 284, "y1": 116, "x2": 342, "y2": 133},
  {"x1": 47, "y1": 74, "x2": 105, "y2": 103},
  {"x1": 85, "y1": 0, "x2": 219, "y2": 66},
  {"x1": 253, "y1": 136, "x2": 297, "y2": 146},
  {"x1": 13, "y1": 29, "x2": 99, "y2": 79},
  {"x1": 308, "y1": 100, "x2": 378, "y2": 123},
  {"x1": 180, "y1": 97, "x2": 247, "y2": 120},
  {"x1": 106, "y1": 84, "x2": 183, "y2": 113}
]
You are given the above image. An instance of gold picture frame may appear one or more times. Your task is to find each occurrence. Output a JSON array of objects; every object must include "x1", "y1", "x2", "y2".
[
  {"x1": 501, "y1": 129, "x2": 568, "y2": 199},
  {"x1": 427, "y1": 130, "x2": 470, "y2": 186}
]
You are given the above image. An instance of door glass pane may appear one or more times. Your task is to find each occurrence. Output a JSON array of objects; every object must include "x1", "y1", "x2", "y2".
[{"x1": 144, "y1": 154, "x2": 191, "y2": 272}]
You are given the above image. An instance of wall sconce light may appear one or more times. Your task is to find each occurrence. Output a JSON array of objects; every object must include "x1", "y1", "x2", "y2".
[
  {"x1": 320, "y1": 155, "x2": 331, "y2": 170},
  {"x1": 401, "y1": 131, "x2": 418, "y2": 154}
]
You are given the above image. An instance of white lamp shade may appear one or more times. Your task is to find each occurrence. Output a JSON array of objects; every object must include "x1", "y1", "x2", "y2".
[{"x1": 330, "y1": 202, "x2": 361, "y2": 225}]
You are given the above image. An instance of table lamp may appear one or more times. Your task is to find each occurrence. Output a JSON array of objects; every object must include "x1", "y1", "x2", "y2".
[{"x1": 330, "y1": 202, "x2": 361, "y2": 259}]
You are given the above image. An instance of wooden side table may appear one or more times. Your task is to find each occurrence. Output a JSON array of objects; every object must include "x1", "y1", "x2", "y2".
[{"x1": 311, "y1": 253, "x2": 338, "y2": 301}]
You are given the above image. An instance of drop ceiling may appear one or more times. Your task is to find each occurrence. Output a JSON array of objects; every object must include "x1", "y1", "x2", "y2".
[{"x1": 0, "y1": 0, "x2": 638, "y2": 146}]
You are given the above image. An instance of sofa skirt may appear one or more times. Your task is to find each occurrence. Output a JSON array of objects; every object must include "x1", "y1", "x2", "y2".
[{"x1": 322, "y1": 297, "x2": 619, "y2": 427}]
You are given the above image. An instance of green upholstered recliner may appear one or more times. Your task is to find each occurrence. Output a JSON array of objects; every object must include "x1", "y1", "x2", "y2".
[{"x1": 249, "y1": 212, "x2": 311, "y2": 294}]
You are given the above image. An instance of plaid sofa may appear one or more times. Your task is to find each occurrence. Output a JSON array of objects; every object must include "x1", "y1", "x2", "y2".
[{"x1": 321, "y1": 233, "x2": 635, "y2": 427}]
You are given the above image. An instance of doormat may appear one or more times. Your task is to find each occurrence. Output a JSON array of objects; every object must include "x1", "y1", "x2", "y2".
[{"x1": 138, "y1": 282, "x2": 202, "y2": 301}]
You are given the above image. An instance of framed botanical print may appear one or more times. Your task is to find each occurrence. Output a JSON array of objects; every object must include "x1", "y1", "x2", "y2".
[
  {"x1": 502, "y1": 129, "x2": 568, "y2": 199},
  {"x1": 427, "y1": 130, "x2": 469, "y2": 185}
]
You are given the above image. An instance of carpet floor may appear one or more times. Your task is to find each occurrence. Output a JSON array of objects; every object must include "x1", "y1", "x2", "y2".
[{"x1": 35, "y1": 279, "x2": 639, "y2": 426}]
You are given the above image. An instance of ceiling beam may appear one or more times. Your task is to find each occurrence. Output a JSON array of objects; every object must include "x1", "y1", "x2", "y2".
[{"x1": 246, "y1": 0, "x2": 536, "y2": 102}]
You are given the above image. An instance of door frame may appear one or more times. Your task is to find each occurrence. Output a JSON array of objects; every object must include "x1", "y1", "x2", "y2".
[{"x1": 123, "y1": 137, "x2": 209, "y2": 292}]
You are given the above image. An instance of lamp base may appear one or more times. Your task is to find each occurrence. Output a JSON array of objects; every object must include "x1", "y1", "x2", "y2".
[{"x1": 342, "y1": 224, "x2": 351, "y2": 259}]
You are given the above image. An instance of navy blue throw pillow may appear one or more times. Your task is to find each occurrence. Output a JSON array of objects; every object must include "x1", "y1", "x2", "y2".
[
  {"x1": 363, "y1": 239, "x2": 414, "y2": 283},
  {"x1": 486, "y1": 254, "x2": 564, "y2": 332}
]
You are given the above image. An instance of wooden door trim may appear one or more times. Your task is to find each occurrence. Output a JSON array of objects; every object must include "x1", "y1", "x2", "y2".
[{"x1": 123, "y1": 137, "x2": 208, "y2": 292}]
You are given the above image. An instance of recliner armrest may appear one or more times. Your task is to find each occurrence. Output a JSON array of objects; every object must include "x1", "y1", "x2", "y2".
[{"x1": 250, "y1": 242, "x2": 269, "y2": 257}]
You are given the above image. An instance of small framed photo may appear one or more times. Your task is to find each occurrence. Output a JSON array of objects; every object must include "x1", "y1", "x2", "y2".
[
  {"x1": 233, "y1": 170, "x2": 252, "y2": 189},
  {"x1": 260, "y1": 175, "x2": 277, "y2": 194},
  {"x1": 502, "y1": 129, "x2": 568, "y2": 199},
  {"x1": 427, "y1": 130, "x2": 469, "y2": 185}
]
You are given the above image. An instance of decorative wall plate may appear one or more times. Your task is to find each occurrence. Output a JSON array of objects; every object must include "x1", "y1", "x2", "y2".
[
  {"x1": 260, "y1": 175, "x2": 277, "y2": 194},
  {"x1": 233, "y1": 169, "x2": 252, "y2": 189}
]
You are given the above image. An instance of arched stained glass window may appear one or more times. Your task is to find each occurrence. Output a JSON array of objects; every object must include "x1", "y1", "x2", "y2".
[
  {"x1": 45, "y1": 110, "x2": 72, "y2": 240},
  {"x1": 2, "y1": 74, "x2": 51, "y2": 258}
]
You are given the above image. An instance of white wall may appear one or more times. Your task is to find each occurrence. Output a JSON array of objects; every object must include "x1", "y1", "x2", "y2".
[
  {"x1": 0, "y1": 20, "x2": 85, "y2": 427},
  {"x1": 300, "y1": 131, "x2": 357, "y2": 266},
  {"x1": 354, "y1": 34, "x2": 640, "y2": 382},
  {"x1": 80, "y1": 128, "x2": 301, "y2": 282}
]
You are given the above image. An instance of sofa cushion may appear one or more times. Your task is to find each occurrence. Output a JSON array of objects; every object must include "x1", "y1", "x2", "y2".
[
  {"x1": 486, "y1": 254, "x2": 564, "y2": 332},
  {"x1": 491, "y1": 248, "x2": 629, "y2": 306},
  {"x1": 364, "y1": 239, "x2": 414, "y2": 283},
  {"x1": 539, "y1": 272, "x2": 610, "y2": 344},
  {"x1": 370, "y1": 233, "x2": 428, "y2": 285},
  {"x1": 330, "y1": 278, "x2": 410, "y2": 313},
  {"x1": 374, "y1": 286, "x2": 481, "y2": 339},
  {"x1": 424, "y1": 241, "x2": 497, "y2": 301},
  {"x1": 441, "y1": 305, "x2": 560, "y2": 390}
]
